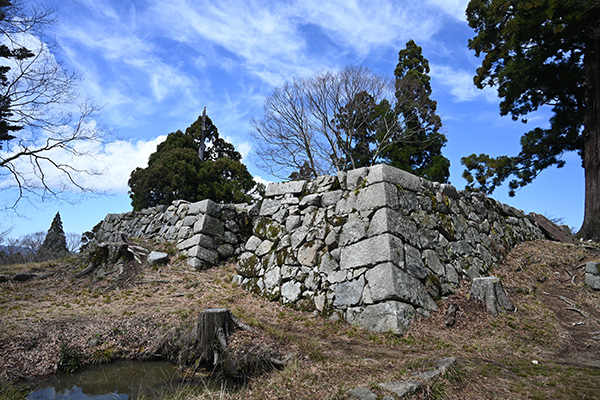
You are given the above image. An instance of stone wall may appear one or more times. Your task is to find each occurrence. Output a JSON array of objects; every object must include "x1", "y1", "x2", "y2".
[
  {"x1": 92, "y1": 199, "x2": 258, "y2": 268},
  {"x1": 234, "y1": 164, "x2": 544, "y2": 334}
]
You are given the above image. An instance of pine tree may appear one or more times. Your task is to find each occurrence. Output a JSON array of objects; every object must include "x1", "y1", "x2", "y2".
[{"x1": 37, "y1": 212, "x2": 69, "y2": 261}]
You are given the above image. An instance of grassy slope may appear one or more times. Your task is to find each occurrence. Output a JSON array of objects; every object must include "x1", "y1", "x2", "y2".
[{"x1": 1, "y1": 239, "x2": 600, "y2": 399}]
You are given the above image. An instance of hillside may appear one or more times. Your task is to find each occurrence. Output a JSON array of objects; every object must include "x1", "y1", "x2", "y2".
[{"x1": 1, "y1": 239, "x2": 600, "y2": 399}]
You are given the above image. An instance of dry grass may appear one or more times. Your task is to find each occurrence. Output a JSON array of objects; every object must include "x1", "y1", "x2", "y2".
[{"x1": 2, "y1": 239, "x2": 600, "y2": 399}]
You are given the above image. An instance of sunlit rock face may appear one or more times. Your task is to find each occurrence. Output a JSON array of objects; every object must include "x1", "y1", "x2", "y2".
[{"x1": 235, "y1": 164, "x2": 544, "y2": 335}]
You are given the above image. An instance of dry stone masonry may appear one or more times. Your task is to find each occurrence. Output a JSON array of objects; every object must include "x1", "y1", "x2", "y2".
[
  {"x1": 91, "y1": 199, "x2": 258, "y2": 269},
  {"x1": 234, "y1": 164, "x2": 544, "y2": 334},
  {"x1": 89, "y1": 164, "x2": 546, "y2": 335}
]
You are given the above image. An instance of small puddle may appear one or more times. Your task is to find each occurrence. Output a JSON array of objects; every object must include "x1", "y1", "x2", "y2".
[{"x1": 24, "y1": 360, "x2": 208, "y2": 399}]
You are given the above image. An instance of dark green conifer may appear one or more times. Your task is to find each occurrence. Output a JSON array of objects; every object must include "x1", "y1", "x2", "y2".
[{"x1": 37, "y1": 212, "x2": 69, "y2": 261}]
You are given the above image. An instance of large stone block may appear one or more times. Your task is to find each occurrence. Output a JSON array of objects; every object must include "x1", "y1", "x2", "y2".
[
  {"x1": 264, "y1": 266, "x2": 281, "y2": 291},
  {"x1": 366, "y1": 164, "x2": 423, "y2": 192},
  {"x1": 321, "y1": 190, "x2": 343, "y2": 207},
  {"x1": 585, "y1": 262, "x2": 600, "y2": 290},
  {"x1": 244, "y1": 235, "x2": 262, "y2": 252},
  {"x1": 356, "y1": 182, "x2": 399, "y2": 211},
  {"x1": 340, "y1": 234, "x2": 404, "y2": 270},
  {"x1": 299, "y1": 193, "x2": 321, "y2": 208},
  {"x1": 346, "y1": 167, "x2": 369, "y2": 191},
  {"x1": 193, "y1": 214, "x2": 224, "y2": 237},
  {"x1": 265, "y1": 180, "x2": 306, "y2": 197},
  {"x1": 365, "y1": 262, "x2": 436, "y2": 310},
  {"x1": 177, "y1": 233, "x2": 214, "y2": 250},
  {"x1": 182, "y1": 215, "x2": 197, "y2": 227},
  {"x1": 404, "y1": 245, "x2": 427, "y2": 279},
  {"x1": 259, "y1": 198, "x2": 281, "y2": 217},
  {"x1": 187, "y1": 246, "x2": 219, "y2": 265},
  {"x1": 346, "y1": 301, "x2": 416, "y2": 335},
  {"x1": 281, "y1": 281, "x2": 302, "y2": 303},
  {"x1": 367, "y1": 208, "x2": 420, "y2": 247},
  {"x1": 255, "y1": 240, "x2": 274, "y2": 257},
  {"x1": 188, "y1": 199, "x2": 220, "y2": 217},
  {"x1": 339, "y1": 216, "x2": 368, "y2": 247},
  {"x1": 333, "y1": 276, "x2": 365, "y2": 307}
]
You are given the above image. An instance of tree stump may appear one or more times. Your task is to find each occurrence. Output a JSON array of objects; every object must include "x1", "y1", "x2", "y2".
[
  {"x1": 470, "y1": 277, "x2": 514, "y2": 315},
  {"x1": 159, "y1": 308, "x2": 283, "y2": 379},
  {"x1": 194, "y1": 308, "x2": 235, "y2": 367}
]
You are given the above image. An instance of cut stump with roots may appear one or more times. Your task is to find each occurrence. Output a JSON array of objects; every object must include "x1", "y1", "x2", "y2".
[
  {"x1": 470, "y1": 277, "x2": 514, "y2": 315},
  {"x1": 160, "y1": 308, "x2": 283, "y2": 380}
]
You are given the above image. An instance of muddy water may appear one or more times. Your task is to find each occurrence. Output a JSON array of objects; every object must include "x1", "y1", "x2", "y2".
[{"x1": 25, "y1": 360, "x2": 188, "y2": 399}]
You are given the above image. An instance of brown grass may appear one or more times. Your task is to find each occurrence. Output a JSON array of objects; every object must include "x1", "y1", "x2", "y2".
[{"x1": 2, "y1": 239, "x2": 600, "y2": 399}]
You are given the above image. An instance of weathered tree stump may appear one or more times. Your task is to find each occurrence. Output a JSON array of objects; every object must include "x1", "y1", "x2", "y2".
[
  {"x1": 194, "y1": 308, "x2": 236, "y2": 367},
  {"x1": 470, "y1": 277, "x2": 514, "y2": 315},
  {"x1": 159, "y1": 308, "x2": 283, "y2": 380}
]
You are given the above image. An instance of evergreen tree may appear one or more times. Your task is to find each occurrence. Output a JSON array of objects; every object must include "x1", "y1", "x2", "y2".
[
  {"x1": 462, "y1": 0, "x2": 600, "y2": 240},
  {"x1": 128, "y1": 114, "x2": 258, "y2": 211},
  {"x1": 380, "y1": 40, "x2": 450, "y2": 183},
  {"x1": 37, "y1": 212, "x2": 69, "y2": 261}
]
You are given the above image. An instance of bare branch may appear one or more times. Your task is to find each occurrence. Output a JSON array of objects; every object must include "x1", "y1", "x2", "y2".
[{"x1": 0, "y1": 2, "x2": 106, "y2": 210}]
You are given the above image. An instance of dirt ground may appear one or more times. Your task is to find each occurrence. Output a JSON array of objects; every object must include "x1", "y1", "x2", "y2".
[{"x1": 2, "y1": 239, "x2": 600, "y2": 399}]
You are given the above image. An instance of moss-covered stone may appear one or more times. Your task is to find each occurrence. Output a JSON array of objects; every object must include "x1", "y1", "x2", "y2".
[
  {"x1": 254, "y1": 217, "x2": 284, "y2": 242},
  {"x1": 241, "y1": 278, "x2": 262, "y2": 296},
  {"x1": 276, "y1": 247, "x2": 289, "y2": 266},
  {"x1": 425, "y1": 274, "x2": 442, "y2": 300},
  {"x1": 330, "y1": 215, "x2": 347, "y2": 227},
  {"x1": 237, "y1": 254, "x2": 259, "y2": 278}
]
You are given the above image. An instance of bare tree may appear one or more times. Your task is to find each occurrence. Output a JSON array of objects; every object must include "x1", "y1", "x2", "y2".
[
  {"x1": 0, "y1": 231, "x2": 44, "y2": 265},
  {"x1": 0, "y1": 1, "x2": 105, "y2": 209},
  {"x1": 251, "y1": 65, "x2": 437, "y2": 179},
  {"x1": 65, "y1": 232, "x2": 81, "y2": 253}
]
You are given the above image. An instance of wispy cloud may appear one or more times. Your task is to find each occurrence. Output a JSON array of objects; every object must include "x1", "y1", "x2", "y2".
[
  {"x1": 425, "y1": 0, "x2": 470, "y2": 21},
  {"x1": 53, "y1": 2, "x2": 200, "y2": 123},
  {"x1": 431, "y1": 64, "x2": 498, "y2": 103},
  {"x1": 2, "y1": 133, "x2": 167, "y2": 194},
  {"x1": 146, "y1": 0, "x2": 446, "y2": 85}
]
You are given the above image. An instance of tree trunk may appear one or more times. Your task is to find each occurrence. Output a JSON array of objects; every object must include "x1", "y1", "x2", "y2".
[{"x1": 579, "y1": 33, "x2": 600, "y2": 242}]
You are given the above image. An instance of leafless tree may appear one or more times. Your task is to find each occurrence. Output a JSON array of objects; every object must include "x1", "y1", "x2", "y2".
[
  {"x1": 65, "y1": 232, "x2": 81, "y2": 253},
  {"x1": 0, "y1": 1, "x2": 105, "y2": 209},
  {"x1": 0, "y1": 230, "x2": 44, "y2": 265},
  {"x1": 251, "y1": 65, "x2": 419, "y2": 179}
]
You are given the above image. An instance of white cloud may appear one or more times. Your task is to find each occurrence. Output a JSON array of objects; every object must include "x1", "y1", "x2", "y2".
[
  {"x1": 2, "y1": 134, "x2": 168, "y2": 194},
  {"x1": 425, "y1": 0, "x2": 470, "y2": 21},
  {"x1": 147, "y1": 0, "x2": 446, "y2": 86},
  {"x1": 253, "y1": 175, "x2": 274, "y2": 187},
  {"x1": 88, "y1": 135, "x2": 167, "y2": 192},
  {"x1": 431, "y1": 64, "x2": 498, "y2": 103},
  {"x1": 55, "y1": 3, "x2": 200, "y2": 119},
  {"x1": 296, "y1": 0, "x2": 440, "y2": 57}
]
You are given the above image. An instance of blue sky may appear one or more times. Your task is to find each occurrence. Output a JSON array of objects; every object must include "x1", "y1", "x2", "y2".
[{"x1": 0, "y1": 0, "x2": 584, "y2": 238}]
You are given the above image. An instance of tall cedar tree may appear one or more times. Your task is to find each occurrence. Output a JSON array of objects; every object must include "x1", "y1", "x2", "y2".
[
  {"x1": 462, "y1": 0, "x2": 600, "y2": 240},
  {"x1": 380, "y1": 40, "x2": 450, "y2": 183},
  {"x1": 128, "y1": 114, "x2": 258, "y2": 211},
  {"x1": 37, "y1": 212, "x2": 68, "y2": 261},
  {"x1": 0, "y1": 0, "x2": 33, "y2": 148}
]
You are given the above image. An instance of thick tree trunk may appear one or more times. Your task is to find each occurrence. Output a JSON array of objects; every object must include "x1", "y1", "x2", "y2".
[{"x1": 579, "y1": 34, "x2": 600, "y2": 242}]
